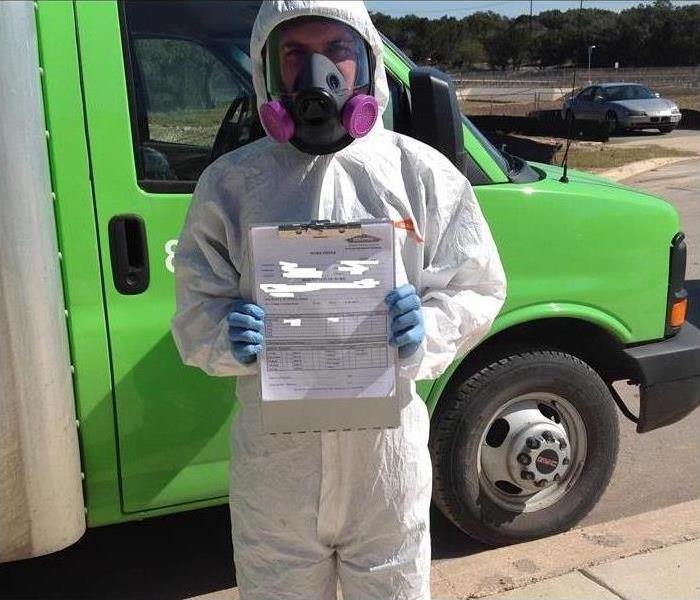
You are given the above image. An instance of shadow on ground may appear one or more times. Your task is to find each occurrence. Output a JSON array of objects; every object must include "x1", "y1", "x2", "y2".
[
  {"x1": 611, "y1": 129, "x2": 670, "y2": 138},
  {"x1": 430, "y1": 507, "x2": 490, "y2": 560},
  {"x1": 0, "y1": 504, "x2": 486, "y2": 599},
  {"x1": 0, "y1": 506, "x2": 235, "y2": 600}
]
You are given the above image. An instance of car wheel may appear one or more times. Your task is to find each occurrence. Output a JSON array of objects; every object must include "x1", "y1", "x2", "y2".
[
  {"x1": 430, "y1": 350, "x2": 619, "y2": 546},
  {"x1": 658, "y1": 126, "x2": 673, "y2": 134},
  {"x1": 605, "y1": 110, "x2": 619, "y2": 134}
]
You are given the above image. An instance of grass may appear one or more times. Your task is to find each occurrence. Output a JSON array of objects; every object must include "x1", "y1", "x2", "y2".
[
  {"x1": 148, "y1": 104, "x2": 229, "y2": 128},
  {"x1": 670, "y1": 93, "x2": 700, "y2": 111},
  {"x1": 147, "y1": 105, "x2": 228, "y2": 146},
  {"x1": 460, "y1": 97, "x2": 560, "y2": 117},
  {"x1": 552, "y1": 143, "x2": 697, "y2": 170}
]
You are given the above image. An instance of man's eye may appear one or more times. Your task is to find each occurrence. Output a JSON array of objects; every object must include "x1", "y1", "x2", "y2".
[{"x1": 328, "y1": 42, "x2": 354, "y2": 59}]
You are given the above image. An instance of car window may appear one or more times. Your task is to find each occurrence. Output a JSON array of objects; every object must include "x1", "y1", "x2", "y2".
[
  {"x1": 633, "y1": 85, "x2": 656, "y2": 99},
  {"x1": 577, "y1": 87, "x2": 594, "y2": 101},
  {"x1": 604, "y1": 85, "x2": 656, "y2": 101},
  {"x1": 605, "y1": 85, "x2": 624, "y2": 100}
]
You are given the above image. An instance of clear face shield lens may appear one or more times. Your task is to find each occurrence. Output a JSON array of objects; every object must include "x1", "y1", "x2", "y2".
[{"x1": 264, "y1": 17, "x2": 371, "y2": 100}]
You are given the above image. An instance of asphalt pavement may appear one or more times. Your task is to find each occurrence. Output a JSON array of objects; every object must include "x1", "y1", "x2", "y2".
[
  {"x1": 0, "y1": 158, "x2": 698, "y2": 599},
  {"x1": 584, "y1": 157, "x2": 700, "y2": 523},
  {"x1": 622, "y1": 157, "x2": 699, "y2": 281},
  {"x1": 607, "y1": 128, "x2": 700, "y2": 155}
]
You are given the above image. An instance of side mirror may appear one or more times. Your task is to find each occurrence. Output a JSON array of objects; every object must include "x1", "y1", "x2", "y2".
[{"x1": 409, "y1": 67, "x2": 466, "y2": 173}]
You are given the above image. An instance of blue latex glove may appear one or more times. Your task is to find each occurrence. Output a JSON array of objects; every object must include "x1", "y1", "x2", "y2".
[
  {"x1": 227, "y1": 300, "x2": 265, "y2": 364},
  {"x1": 385, "y1": 283, "x2": 424, "y2": 359}
]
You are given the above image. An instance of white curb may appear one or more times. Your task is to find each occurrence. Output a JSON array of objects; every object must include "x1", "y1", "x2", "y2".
[{"x1": 601, "y1": 156, "x2": 695, "y2": 181}]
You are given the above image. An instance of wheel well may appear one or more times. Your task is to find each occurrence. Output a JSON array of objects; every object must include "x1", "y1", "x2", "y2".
[
  {"x1": 458, "y1": 318, "x2": 631, "y2": 385},
  {"x1": 432, "y1": 317, "x2": 639, "y2": 433}
]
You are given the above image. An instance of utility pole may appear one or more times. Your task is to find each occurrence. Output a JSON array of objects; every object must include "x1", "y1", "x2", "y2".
[
  {"x1": 587, "y1": 44, "x2": 596, "y2": 84},
  {"x1": 529, "y1": 0, "x2": 534, "y2": 68}
]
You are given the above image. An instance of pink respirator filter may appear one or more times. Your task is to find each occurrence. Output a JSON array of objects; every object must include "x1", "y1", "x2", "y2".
[
  {"x1": 342, "y1": 94, "x2": 379, "y2": 138},
  {"x1": 259, "y1": 100, "x2": 295, "y2": 143},
  {"x1": 260, "y1": 94, "x2": 378, "y2": 144}
]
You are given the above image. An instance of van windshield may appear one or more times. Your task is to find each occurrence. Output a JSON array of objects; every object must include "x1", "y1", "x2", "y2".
[{"x1": 460, "y1": 116, "x2": 511, "y2": 176}]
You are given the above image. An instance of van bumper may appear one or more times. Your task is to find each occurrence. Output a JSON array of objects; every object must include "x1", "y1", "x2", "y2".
[{"x1": 624, "y1": 323, "x2": 700, "y2": 433}]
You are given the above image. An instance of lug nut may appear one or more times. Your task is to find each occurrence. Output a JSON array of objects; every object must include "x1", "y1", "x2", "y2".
[
  {"x1": 526, "y1": 436, "x2": 541, "y2": 449},
  {"x1": 517, "y1": 453, "x2": 532, "y2": 465},
  {"x1": 521, "y1": 470, "x2": 535, "y2": 481},
  {"x1": 562, "y1": 457, "x2": 570, "y2": 466},
  {"x1": 559, "y1": 438, "x2": 568, "y2": 450},
  {"x1": 542, "y1": 430, "x2": 555, "y2": 442}
]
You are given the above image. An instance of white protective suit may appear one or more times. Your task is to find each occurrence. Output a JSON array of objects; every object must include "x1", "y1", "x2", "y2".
[{"x1": 171, "y1": 1, "x2": 507, "y2": 598}]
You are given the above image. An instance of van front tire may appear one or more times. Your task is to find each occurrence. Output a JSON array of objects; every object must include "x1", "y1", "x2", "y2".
[{"x1": 430, "y1": 350, "x2": 619, "y2": 546}]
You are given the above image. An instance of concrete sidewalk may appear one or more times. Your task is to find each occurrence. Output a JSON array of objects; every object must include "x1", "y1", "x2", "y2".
[
  {"x1": 431, "y1": 499, "x2": 700, "y2": 599},
  {"x1": 192, "y1": 500, "x2": 699, "y2": 600},
  {"x1": 476, "y1": 539, "x2": 700, "y2": 600}
]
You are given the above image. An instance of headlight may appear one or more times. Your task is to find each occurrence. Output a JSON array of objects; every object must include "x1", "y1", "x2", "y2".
[
  {"x1": 627, "y1": 110, "x2": 647, "y2": 116},
  {"x1": 672, "y1": 107, "x2": 681, "y2": 114}
]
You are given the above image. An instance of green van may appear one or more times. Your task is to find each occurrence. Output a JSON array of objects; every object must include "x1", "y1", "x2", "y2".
[{"x1": 1, "y1": 0, "x2": 698, "y2": 562}]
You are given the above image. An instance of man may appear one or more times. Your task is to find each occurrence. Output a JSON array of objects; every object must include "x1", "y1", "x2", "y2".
[{"x1": 171, "y1": 2, "x2": 506, "y2": 599}]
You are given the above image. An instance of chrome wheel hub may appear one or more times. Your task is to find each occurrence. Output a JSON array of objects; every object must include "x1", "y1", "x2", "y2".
[
  {"x1": 478, "y1": 392, "x2": 587, "y2": 513},
  {"x1": 508, "y1": 424, "x2": 572, "y2": 493}
]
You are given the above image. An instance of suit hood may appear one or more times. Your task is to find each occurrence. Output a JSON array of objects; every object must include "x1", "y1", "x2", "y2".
[{"x1": 250, "y1": 0, "x2": 390, "y2": 122}]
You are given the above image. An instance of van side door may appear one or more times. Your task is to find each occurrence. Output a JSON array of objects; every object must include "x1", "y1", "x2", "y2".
[{"x1": 74, "y1": 0, "x2": 262, "y2": 514}]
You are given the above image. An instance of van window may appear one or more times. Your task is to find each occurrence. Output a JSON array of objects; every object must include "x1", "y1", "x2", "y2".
[
  {"x1": 121, "y1": 1, "x2": 422, "y2": 192},
  {"x1": 133, "y1": 38, "x2": 246, "y2": 149},
  {"x1": 121, "y1": 1, "x2": 261, "y2": 190}
]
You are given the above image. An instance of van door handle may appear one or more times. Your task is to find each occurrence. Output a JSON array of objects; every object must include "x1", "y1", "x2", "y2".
[{"x1": 108, "y1": 215, "x2": 149, "y2": 294}]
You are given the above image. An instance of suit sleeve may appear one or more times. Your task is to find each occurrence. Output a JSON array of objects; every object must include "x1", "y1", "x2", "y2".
[
  {"x1": 170, "y1": 169, "x2": 257, "y2": 377},
  {"x1": 399, "y1": 160, "x2": 507, "y2": 381}
]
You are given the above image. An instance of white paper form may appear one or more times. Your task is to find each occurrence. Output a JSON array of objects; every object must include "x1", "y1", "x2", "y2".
[{"x1": 250, "y1": 221, "x2": 398, "y2": 432}]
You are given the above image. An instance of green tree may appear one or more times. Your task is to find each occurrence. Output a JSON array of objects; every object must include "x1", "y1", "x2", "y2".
[
  {"x1": 370, "y1": 2, "x2": 699, "y2": 70},
  {"x1": 453, "y1": 37, "x2": 486, "y2": 69}
]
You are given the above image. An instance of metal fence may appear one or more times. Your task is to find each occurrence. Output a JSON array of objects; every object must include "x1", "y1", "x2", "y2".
[
  {"x1": 452, "y1": 66, "x2": 700, "y2": 116},
  {"x1": 450, "y1": 66, "x2": 700, "y2": 90}
]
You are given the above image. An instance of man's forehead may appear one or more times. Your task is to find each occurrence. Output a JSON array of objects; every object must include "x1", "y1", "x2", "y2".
[{"x1": 279, "y1": 20, "x2": 355, "y2": 44}]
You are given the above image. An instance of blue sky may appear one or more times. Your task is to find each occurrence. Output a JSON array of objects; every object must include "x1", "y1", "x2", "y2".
[{"x1": 365, "y1": 1, "x2": 700, "y2": 18}]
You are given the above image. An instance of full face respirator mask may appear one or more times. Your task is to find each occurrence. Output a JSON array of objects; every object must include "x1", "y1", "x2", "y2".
[{"x1": 260, "y1": 17, "x2": 378, "y2": 155}]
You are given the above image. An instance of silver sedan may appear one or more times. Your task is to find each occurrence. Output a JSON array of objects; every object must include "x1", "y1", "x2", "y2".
[{"x1": 562, "y1": 83, "x2": 682, "y2": 134}]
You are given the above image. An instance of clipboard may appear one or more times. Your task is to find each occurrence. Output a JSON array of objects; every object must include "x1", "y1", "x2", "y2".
[
  {"x1": 249, "y1": 219, "x2": 399, "y2": 434},
  {"x1": 277, "y1": 219, "x2": 362, "y2": 238}
]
